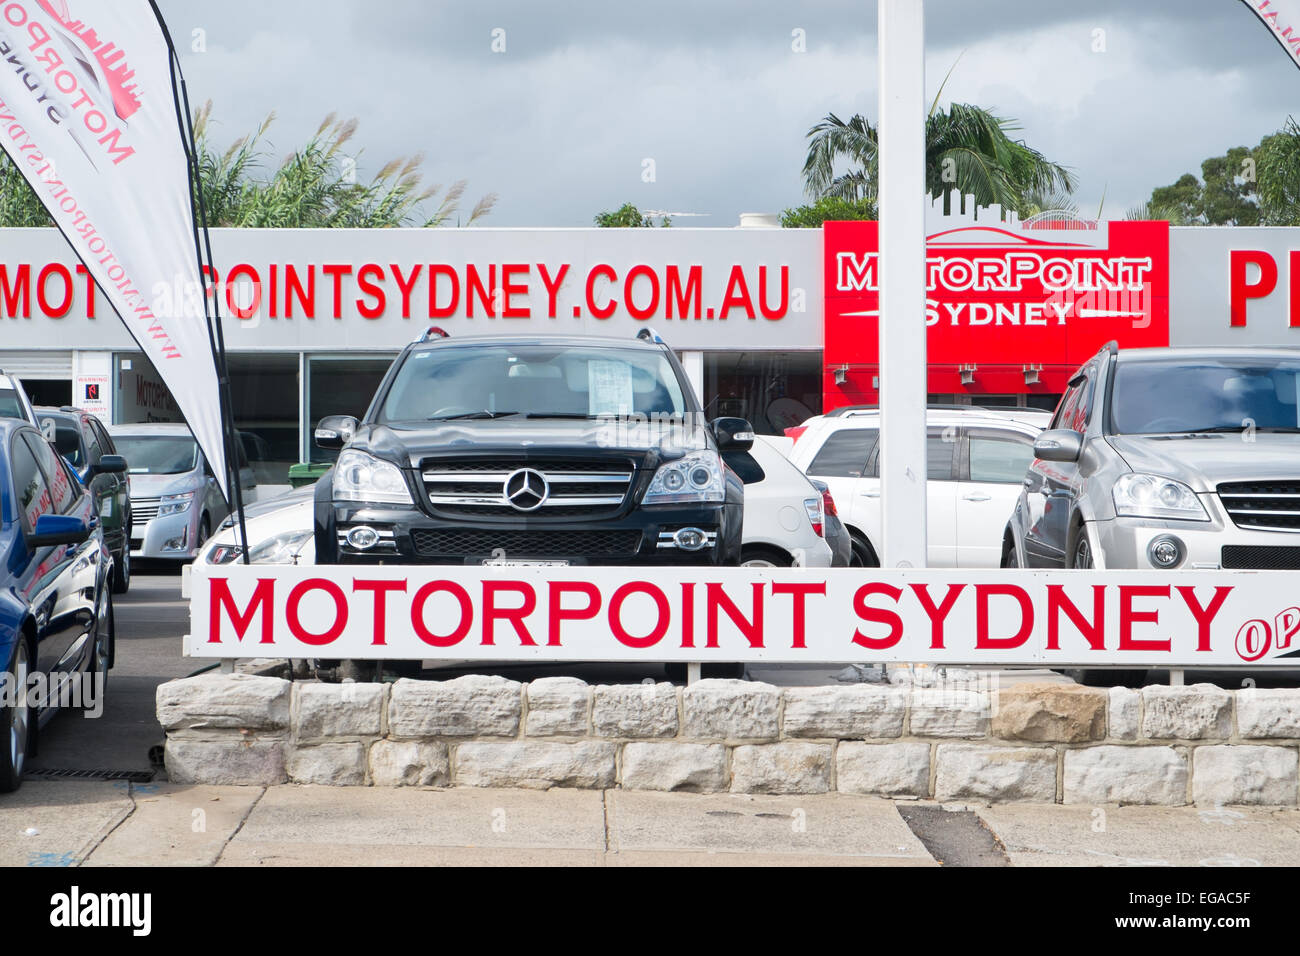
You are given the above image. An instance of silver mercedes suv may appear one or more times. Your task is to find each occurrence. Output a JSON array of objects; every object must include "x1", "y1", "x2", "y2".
[{"x1": 1003, "y1": 344, "x2": 1300, "y2": 571}]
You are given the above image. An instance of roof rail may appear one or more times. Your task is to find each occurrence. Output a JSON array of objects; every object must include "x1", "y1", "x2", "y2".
[
  {"x1": 417, "y1": 326, "x2": 451, "y2": 343},
  {"x1": 635, "y1": 329, "x2": 666, "y2": 345},
  {"x1": 827, "y1": 402, "x2": 1052, "y2": 419},
  {"x1": 1099, "y1": 340, "x2": 1119, "y2": 356}
]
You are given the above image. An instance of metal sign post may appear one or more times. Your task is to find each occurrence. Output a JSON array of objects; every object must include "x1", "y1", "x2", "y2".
[{"x1": 877, "y1": 0, "x2": 928, "y2": 569}]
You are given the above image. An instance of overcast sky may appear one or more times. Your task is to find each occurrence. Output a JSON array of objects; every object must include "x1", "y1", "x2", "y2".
[{"x1": 155, "y1": 0, "x2": 1300, "y2": 227}]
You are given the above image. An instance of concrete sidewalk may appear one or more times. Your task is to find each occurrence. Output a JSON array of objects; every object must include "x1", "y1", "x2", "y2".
[{"x1": 2, "y1": 781, "x2": 1299, "y2": 866}]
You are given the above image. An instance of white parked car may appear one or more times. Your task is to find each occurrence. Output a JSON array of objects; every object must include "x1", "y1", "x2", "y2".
[
  {"x1": 200, "y1": 487, "x2": 315, "y2": 566},
  {"x1": 788, "y1": 405, "x2": 1051, "y2": 567},
  {"x1": 726, "y1": 435, "x2": 833, "y2": 567}
]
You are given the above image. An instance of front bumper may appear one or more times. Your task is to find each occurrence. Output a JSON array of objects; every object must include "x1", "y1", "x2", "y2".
[
  {"x1": 1090, "y1": 509, "x2": 1300, "y2": 570},
  {"x1": 325, "y1": 502, "x2": 742, "y2": 566},
  {"x1": 129, "y1": 508, "x2": 200, "y2": 560}
]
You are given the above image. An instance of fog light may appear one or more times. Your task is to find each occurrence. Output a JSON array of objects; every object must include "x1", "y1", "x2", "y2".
[
  {"x1": 1148, "y1": 535, "x2": 1184, "y2": 568},
  {"x1": 346, "y1": 526, "x2": 381, "y2": 550},
  {"x1": 673, "y1": 527, "x2": 707, "y2": 551}
]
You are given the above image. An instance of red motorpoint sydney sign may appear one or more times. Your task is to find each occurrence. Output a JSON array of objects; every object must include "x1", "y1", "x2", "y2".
[{"x1": 822, "y1": 218, "x2": 1171, "y2": 407}]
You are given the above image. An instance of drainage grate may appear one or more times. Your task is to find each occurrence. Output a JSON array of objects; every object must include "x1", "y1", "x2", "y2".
[{"x1": 26, "y1": 768, "x2": 156, "y2": 783}]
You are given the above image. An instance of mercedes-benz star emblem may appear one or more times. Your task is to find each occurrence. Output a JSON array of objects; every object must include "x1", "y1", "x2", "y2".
[{"x1": 504, "y1": 468, "x2": 549, "y2": 512}]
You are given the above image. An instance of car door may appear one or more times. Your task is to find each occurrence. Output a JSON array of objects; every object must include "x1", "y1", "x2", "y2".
[
  {"x1": 860, "y1": 426, "x2": 959, "y2": 566},
  {"x1": 1023, "y1": 368, "x2": 1094, "y2": 566},
  {"x1": 88, "y1": 418, "x2": 127, "y2": 554},
  {"x1": 957, "y1": 426, "x2": 1038, "y2": 567}
]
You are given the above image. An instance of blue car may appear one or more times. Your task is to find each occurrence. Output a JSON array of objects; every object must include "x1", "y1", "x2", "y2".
[{"x1": 0, "y1": 419, "x2": 116, "y2": 792}]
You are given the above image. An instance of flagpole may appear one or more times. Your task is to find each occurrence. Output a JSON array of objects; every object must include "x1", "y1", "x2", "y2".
[{"x1": 148, "y1": 1, "x2": 250, "y2": 564}]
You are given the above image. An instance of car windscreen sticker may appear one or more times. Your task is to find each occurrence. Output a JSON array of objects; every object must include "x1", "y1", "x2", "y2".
[{"x1": 588, "y1": 360, "x2": 634, "y2": 416}]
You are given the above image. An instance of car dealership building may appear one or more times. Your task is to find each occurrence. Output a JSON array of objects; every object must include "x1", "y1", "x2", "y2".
[{"x1": 1, "y1": 197, "x2": 1298, "y2": 489}]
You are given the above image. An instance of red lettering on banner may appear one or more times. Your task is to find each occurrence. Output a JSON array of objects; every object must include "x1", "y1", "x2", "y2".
[
  {"x1": 586, "y1": 264, "x2": 616, "y2": 319},
  {"x1": 680, "y1": 582, "x2": 696, "y2": 647},
  {"x1": 76, "y1": 264, "x2": 95, "y2": 317},
  {"x1": 466, "y1": 264, "x2": 495, "y2": 317},
  {"x1": 410, "y1": 580, "x2": 471, "y2": 647},
  {"x1": 286, "y1": 578, "x2": 348, "y2": 646},
  {"x1": 1046, "y1": 585, "x2": 1105, "y2": 651},
  {"x1": 1229, "y1": 250, "x2": 1277, "y2": 327},
  {"x1": 352, "y1": 578, "x2": 407, "y2": 646},
  {"x1": 624, "y1": 264, "x2": 660, "y2": 321},
  {"x1": 1175, "y1": 585, "x2": 1233, "y2": 653},
  {"x1": 36, "y1": 263, "x2": 71, "y2": 317},
  {"x1": 285, "y1": 264, "x2": 315, "y2": 317},
  {"x1": 609, "y1": 582, "x2": 670, "y2": 648},
  {"x1": 975, "y1": 584, "x2": 1034, "y2": 649},
  {"x1": 537, "y1": 263, "x2": 569, "y2": 318},
  {"x1": 429, "y1": 264, "x2": 459, "y2": 318},
  {"x1": 225, "y1": 263, "x2": 261, "y2": 320},
  {"x1": 208, "y1": 577, "x2": 276, "y2": 644},
  {"x1": 772, "y1": 582, "x2": 825, "y2": 649},
  {"x1": 758, "y1": 265, "x2": 788, "y2": 319},
  {"x1": 706, "y1": 582, "x2": 764, "y2": 648},
  {"x1": 910, "y1": 583, "x2": 965, "y2": 649},
  {"x1": 1118, "y1": 585, "x2": 1171, "y2": 652},
  {"x1": 548, "y1": 581, "x2": 601, "y2": 646},
  {"x1": 322, "y1": 264, "x2": 352, "y2": 319},
  {"x1": 1291, "y1": 252, "x2": 1300, "y2": 328},
  {"x1": 665, "y1": 265, "x2": 702, "y2": 319},
  {"x1": 482, "y1": 580, "x2": 537, "y2": 645},
  {"x1": 356, "y1": 263, "x2": 386, "y2": 319},
  {"x1": 500, "y1": 263, "x2": 529, "y2": 318},
  {"x1": 851, "y1": 583, "x2": 903, "y2": 649},
  {"x1": 719, "y1": 265, "x2": 754, "y2": 319},
  {"x1": 0, "y1": 263, "x2": 30, "y2": 317},
  {"x1": 391, "y1": 263, "x2": 421, "y2": 318}
]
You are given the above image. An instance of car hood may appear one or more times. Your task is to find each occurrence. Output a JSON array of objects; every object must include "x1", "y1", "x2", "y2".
[
  {"x1": 351, "y1": 419, "x2": 713, "y2": 468},
  {"x1": 1108, "y1": 433, "x2": 1300, "y2": 492},
  {"x1": 127, "y1": 472, "x2": 199, "y2": 498}
]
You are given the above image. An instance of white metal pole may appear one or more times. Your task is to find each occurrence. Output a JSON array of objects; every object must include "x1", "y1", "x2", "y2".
[{"x1": 877, "y1": 0, "x2": 928, "y2": 569}]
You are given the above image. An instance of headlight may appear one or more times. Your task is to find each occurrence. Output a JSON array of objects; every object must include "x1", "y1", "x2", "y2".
[
  {"x1": 643, "y1": 452, "x2": 725, "y2": 505},
  {"x1": 1112, "y1": 473, "x2": 1209, "y2": 521},
  {"x1": 248, "y1": 530, "x2": 314, "y2": 565},
  {"x1": 158, "y1": 491, "x2": 195, "y2": 516},
  {"x1": 333, "y1": 450, "x2": 413, "y2": 505}
]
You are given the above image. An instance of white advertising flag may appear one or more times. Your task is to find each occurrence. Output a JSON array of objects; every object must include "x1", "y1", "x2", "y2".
[
  {"x1": 0, "y1": 0, "x2": 228, "y2": 497},
  {"x1": 1240, "y1": 0, "x2": 1300, "y2": 69}
]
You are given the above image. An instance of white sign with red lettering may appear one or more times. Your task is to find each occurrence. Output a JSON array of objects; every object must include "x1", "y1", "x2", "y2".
[{"x1": 187, "y1": 565, "x2": 1300, "y2": 666}]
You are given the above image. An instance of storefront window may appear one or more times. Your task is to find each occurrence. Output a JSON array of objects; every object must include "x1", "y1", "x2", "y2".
[
  {"x1": 305, "y1": 355, "x2": 395, "y2": 463},
  {"x1": 702, "y1": 351, "x2": 821, "y2": 435}
]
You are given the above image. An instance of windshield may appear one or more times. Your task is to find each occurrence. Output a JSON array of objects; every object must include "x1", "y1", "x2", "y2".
[
  {"x1": 1110, "y1": 359, "x2": 1300, "y2": 435},
  {"x1": 114, "y1": 436, "x2": 199, "y2": 475},
  {"x1": 0, "y1": 389, "x2": 24, "y2": 420},
  {"x1": 379, "y1": 344, "x2": 689, "y2": 422}
]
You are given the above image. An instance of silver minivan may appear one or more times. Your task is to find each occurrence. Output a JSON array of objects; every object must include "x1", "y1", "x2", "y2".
[{"x1": 107, "y1": 423, "x2": 256, "y2": 560}]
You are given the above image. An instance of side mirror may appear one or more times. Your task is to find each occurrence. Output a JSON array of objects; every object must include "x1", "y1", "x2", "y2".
[
  {"x1": 1034, "y1": 429, "x2": 1083, "y2": 463},
  {"x1": 29, "y1": 513, "x2": 91, "y2": 548},
  {"x1": 315, "y1": 415, "x2": 358, "y2": 450},
  {"x1": 91, "y1": 454, "x2": 127, "y2": 475},
  {"x1": 711, "y1": 417, "x2": 755, "y2": 451}
]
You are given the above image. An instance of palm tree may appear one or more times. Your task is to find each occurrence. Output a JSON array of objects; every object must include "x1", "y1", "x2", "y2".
[{"x1": 801, "y1": 103, "x2": 1075, "y2": 216}]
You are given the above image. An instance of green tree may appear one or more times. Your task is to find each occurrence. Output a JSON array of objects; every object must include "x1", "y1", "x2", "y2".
[
  {"x1": 0, "y1": 102, "x2": 497, "y2": 228},
  {"x1": 800, "y1": 103, "x2": 1075, "y2": 216},
  {"x1": 780, "y1": 195, "x2": 876, "y2": 228},
  {"x1": 593, "y1": 202, "x2": 670, "y2": 227},
  {"x1": 1254, "y1": 119, "x2": 1300, "y2": 225},
  {"x1": 1142, "y1": 145, "x2": 1259, "y2": 226}
]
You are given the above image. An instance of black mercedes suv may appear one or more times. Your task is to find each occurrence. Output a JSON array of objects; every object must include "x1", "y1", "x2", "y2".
[{"x1": 313, "y1": 330, "x2": 749, "y2": 566}]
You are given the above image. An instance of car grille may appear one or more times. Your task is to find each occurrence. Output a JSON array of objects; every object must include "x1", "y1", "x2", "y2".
[
  {"x1": 1222, "y1": 545, "x2": 1300, "y2": 570},
  {"x1": 1217, "y1": 481, "x2": 1300, "y2": 532},
  {"x1": 131, "y1": 496, "x2": 161, "y2": 522},
  {"x1": 412, "y1": 528, "x2": 642, "y2": 558},
  {"x1": 420, "y1": 458, "x2": 635, "y2": 517}
]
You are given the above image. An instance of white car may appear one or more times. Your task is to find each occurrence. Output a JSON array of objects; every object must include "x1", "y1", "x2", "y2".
[
  {"x1": 200, "y1": 487, "x2": 315, "y2": 566},
  {"x1": 727, "y1": 435, "x2": 833, "y2": 567},
  {"x1": 788, "y1": 405, "x2": 1050, "y2": 567}
]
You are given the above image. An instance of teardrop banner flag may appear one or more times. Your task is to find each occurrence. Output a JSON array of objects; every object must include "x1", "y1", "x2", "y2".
[
  {"x1": 0, "y1": 0, "x2": 229, "y2": 498},
  {"x1": 1240, "y1": 0, "x2": 1300, "y2": 69}
]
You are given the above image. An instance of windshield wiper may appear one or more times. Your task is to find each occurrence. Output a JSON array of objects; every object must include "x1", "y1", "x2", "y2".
[
  {"x1": 523, "y1": 413, "x2": 598, "y2": 419},
  {"x1": 427, "y1": 410, "x2": 520, "y2": 421},
  {"x1": 1164, "y1": 425, "x2": 1300, "y2": 435}
]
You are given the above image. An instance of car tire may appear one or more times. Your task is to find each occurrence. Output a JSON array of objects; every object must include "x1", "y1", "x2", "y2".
[
  {"x1": 849, "y1": 532, "x2": 880, "y2": 568},
  {"x1": 197, "y1": 516, "x2": 211, "y2": 556},
  {"x1": 112, "y1": 539, "x2": 131, "y2": 595},
  {"x1": 1001, "y1": 542, "x2": 1019, "y2": 569},
  {"x1": 1070, "y1": 532, "x2": 1093, "y2": 570},
  {"x1": 740, "y1": 546, "x2": 791, "y2": 568},
  {"x1": 85, "y1": 593, "x2": 112, "y2": 711},
  {"x1": 0, "y1": 638, "x2": 33, "y2": 793}
]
